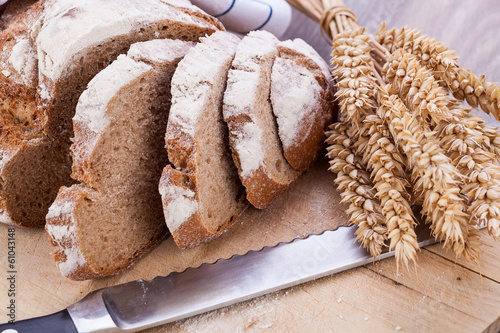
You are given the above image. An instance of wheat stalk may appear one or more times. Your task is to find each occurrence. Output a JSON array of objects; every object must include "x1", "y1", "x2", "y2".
[
  {"x1": 326, "y1": 123, "x2": 387, "y2": 256},
  {"x1": 376, "y1": 23, "x2": 500, "y2": 120},
  {"x1": 376, "y1": 84, "x2": 480, "y2": 261}
]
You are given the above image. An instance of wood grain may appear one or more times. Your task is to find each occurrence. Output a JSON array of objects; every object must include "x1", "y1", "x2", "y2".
[{"x1": 425, "y1": 230, "x2": 500, "y2": 283}]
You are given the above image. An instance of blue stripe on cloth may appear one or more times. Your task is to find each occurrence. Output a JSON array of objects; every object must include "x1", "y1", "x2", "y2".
[
  {"x1": 214, "y1": 0, "x2": 236, "y2": 17},
  {"x1": 251, "y1": 0, "x2": 273, "y2": 31}
]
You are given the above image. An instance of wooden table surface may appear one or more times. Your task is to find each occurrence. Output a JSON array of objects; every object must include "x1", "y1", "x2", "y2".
[{"x1": 1, "y1": 1, "x2": 500, "y2": 332}]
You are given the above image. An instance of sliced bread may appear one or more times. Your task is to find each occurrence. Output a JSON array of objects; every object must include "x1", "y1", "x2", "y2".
[
  {"x1": 270, "y1": 38, "x2": 334, "y2": 171},
  {"x1": 45, "y1": 39, "x2": 195, "y2": 280},
  {"x1": 0, "y1": 0, "x2": 222, "y2": 227},
  {"x1": 159, "y1": 31, "x2": 246, "y2": 249},
  {"x1": 223, "y1": 30, "x2": 301, "y2": 209}
]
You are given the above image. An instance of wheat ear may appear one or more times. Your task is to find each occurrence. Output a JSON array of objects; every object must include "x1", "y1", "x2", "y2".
[
  {"x1": 376, "y1": 23, "x2": 500, "y2": 120},
  {"x1": 331, "y1": 28, "x2": 378, "y2": 125},
  {"x1": 376, "y1": 85, "x2": 480, "y2": 261},
  {"x1": 383, "y1": 49, "x2": 452, "y2": 126},
  {"x1": 444, "y1": 101, "x2": 500, "y2": 162},
  {"x1": 326, "y1": 123, "x2": 387, "y2": 257},
  {"x1": 436, "y1": 104, "x2": 500, "y2": 239},
  {"x1": 363, "y1": 114, "x2": 419, "y2": 267},
  {"x1": 330, "y1": 28, "x2": 421, "y2": 262}
]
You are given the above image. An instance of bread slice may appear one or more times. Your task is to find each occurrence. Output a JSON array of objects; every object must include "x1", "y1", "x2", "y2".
[
  {"x1": 159, "y1": 31, "x2": 245, "y2": 249},
  {"x1": 0, "y1": 0, "x2": 222, "y2": 227},
  {"x1": 270, "y1": 38, "x2": 334, "y2": 171},
  {"x1": 45, "y1": 39, "x2": 195, "y2": 280},
  {"x1": 0, "y1": 0, "x2": 69, "y2": 227},
  {"x1": 223, "y1": 30, "x2": 301, "y2": 209}
]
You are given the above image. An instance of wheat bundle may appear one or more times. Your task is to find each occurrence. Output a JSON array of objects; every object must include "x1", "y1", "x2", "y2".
[{"x1": 287, "y1": 0, "x2": 500, "y2": 265}]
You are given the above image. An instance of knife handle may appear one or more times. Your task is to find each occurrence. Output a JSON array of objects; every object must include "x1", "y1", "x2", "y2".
[{"x1": 0, "y1": 309, "x2": 78, "y2": 333}]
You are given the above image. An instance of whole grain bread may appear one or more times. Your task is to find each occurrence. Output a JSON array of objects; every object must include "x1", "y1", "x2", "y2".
[
  {"x1": 159, "y1": 31, "x2": 246, "y2": 249},
  {"x1": 270, "y1": 38, "x2": 334, "y2": 171},
  {"x1": 223, "y1": 30, "x2": 301, "y2": 209},
  {"x1": 0, "y1": 0, "x2": 222, "y2": 227},
  {"x1": 46, "y1": 39, "x2": 195, "y2": 280}
]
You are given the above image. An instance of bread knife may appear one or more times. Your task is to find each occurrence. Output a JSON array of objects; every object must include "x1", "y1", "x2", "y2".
[{"x1": 0, "y1": 224, "x2": 437, "y2": 333}]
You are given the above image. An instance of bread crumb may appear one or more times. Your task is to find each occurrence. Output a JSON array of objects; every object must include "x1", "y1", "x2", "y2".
[
  {"x1": 2, "y1": 70, "x2": 11, "y2": 77},
  {"x1": 396, "y1": 326, "x2": 402, "y2": 331},
  {"x1": 337, "y1": 298, "x2": 342, "y2": 303}
]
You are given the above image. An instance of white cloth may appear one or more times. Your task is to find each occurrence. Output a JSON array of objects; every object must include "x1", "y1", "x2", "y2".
[{"x1": 190, "y1": 0, "x2": 292, "y2": 38}]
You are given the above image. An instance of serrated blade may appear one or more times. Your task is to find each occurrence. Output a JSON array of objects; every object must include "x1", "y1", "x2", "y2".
[{"x1": 67, "y1": 223, "x2": 435, "y2": 333}]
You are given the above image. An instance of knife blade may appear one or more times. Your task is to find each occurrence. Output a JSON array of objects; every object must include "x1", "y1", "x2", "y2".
[{"x1": 0, "y1": 223, "x2": 436, "y2": 333}]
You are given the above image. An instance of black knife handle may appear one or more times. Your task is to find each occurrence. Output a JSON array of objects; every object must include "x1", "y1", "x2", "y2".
[{"x1": 0, "y1": 309, "x2": 78, "y2": 333}]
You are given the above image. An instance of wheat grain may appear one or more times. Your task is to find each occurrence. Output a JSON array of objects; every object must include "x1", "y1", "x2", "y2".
[
  {"x1": 326, "y1": 123, "x2": 387, "y2": 256},
  {"x1": 376, "y1": 84, "x2": 480, "y2": 260}
]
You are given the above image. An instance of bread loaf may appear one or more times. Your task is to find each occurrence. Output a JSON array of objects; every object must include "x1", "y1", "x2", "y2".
[
  {"x1": 159, "y1": 31, "x2": 247, "y2": 249},
  {"x1": 46, "y1": 39, "x2": 195, "y2": 280},
  {"x1": 0, "y1": 0, "x2": 222, "y2": 227},
  {"x1": 223, "y1": 30, "x2": 301, "y2": 209}
]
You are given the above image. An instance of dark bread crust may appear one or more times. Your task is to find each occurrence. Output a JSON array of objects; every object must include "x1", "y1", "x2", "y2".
[
  {"x1": 223, "y1": 31, "x2": 301, "y2": 210},
  {"x1": 277, "y1": 44, "x2": 334, "y2": 126},
  {"x1": 45, "y1": 185, "x2": 101, "y2": 280}
]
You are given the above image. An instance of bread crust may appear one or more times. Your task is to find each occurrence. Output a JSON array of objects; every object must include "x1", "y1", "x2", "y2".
[
  {"x1": 45, "y1": 185, "x2": 102, "y2": 280},
  {"x1": 225, "y1": 120, "x2": 290, "y2": 209}
]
